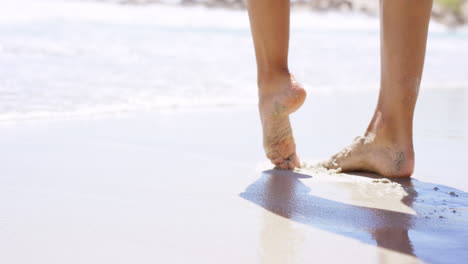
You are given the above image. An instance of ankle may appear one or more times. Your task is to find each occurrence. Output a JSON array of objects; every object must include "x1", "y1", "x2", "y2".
[
  {"x1": 365, "y1": 126, "x2": 416, "y2": 177},
  {"x1": 367, "y1": 111, "x2": 414, "y2": 146},
  {"x1": 257, "y1": 67, "x2": 291, "y2": 89}
]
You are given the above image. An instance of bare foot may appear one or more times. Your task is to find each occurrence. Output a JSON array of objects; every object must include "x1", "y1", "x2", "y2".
[
  {"x1": 259, "y1": 72, "x2": 306, "y2": 170},
  {"x1": 321, "y1": 117, "x2": 415, "y2": 177}
]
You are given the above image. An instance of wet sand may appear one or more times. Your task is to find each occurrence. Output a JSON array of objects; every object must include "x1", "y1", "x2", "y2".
[{"x1": 1, "y1": 90, "x2": 467, "y2": 263}]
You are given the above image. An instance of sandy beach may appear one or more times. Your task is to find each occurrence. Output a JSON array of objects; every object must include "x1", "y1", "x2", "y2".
[
  {"x1": 1, "y1": 0, "x2": 468, "y2": 263},
  {"x1": 1, "y1": 90, "x2": 467, "y2": 263}
]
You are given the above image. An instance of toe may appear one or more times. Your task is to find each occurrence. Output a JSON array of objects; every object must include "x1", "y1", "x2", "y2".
[
  {"x1": 267, "y1": 152, "x2": 284, "y2": 165},
  {"x1": 277, "y1": 155, "x2": 297, "y2": 170},
  {"x1": 279, "y1": 161, "x2": 290, "y2": 170},
  {"x1": 286, "y1": 160, "x2": 295, "y2": 169},
  {"x1": 272, "y1": 158, "x2": 284, "y2": 166},
  {"x1": 320, "y1": 157, "x2": 340, "y2": 170},
  {"x1": 289, "y1": 153, "x2": 300, "y2": 168}
]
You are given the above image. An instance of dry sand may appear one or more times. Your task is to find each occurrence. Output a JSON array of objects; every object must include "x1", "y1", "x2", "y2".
[{"x1": 0, "y1": 90, "x2": 467, "y2": 263}]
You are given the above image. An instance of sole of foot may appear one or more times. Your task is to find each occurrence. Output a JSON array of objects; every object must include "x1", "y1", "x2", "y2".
[{"x1": 259, "y1": 72, "x2": 306, "y2": 170}]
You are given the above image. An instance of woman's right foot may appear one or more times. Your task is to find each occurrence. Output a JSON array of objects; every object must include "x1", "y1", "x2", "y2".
[
  {"x1": 321, "y1": 112, "x2": 415, "y2": 177},
  {"x1": 258, "y1": 71, "x2": 306, "y2": 170}
]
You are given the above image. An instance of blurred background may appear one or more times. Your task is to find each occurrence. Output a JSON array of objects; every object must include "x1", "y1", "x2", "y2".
[
  {"x1": 0, "y1": 0, "x2": 467, "y2": 121},
  {"x1": 1, "y1": 3, "x2": 467, "y2": 262}
]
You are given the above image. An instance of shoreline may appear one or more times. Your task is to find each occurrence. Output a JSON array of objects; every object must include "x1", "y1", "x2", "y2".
[
  {"x1": 109, "y1": 0, "x2": 468, "y2": 27},
  {"x1": 1, "y1": 90, "x2": 467, "y2": 263}
]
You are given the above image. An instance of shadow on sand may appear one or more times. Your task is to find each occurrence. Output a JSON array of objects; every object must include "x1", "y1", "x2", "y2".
[{"x1": 240, "y1": 169, "x2": 468, "y2": 263}]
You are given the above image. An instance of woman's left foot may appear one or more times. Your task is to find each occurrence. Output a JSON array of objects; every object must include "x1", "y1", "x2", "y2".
[{"x1": 258, "y1": 72, "x2": 306, "y2": 170}]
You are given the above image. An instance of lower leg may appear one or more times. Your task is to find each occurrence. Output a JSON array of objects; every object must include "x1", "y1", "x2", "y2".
[
  {"x1": 323, "y1": 0, "x2": 433, "y2": 177},
  {"x1": 247, "y1": 0, "x2": 306, "y2": 169},
  {"x1": 373, "y1": 0, "x2": 433, "y2": 142}
]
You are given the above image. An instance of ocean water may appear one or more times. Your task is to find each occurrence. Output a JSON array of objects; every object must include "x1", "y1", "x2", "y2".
[{"x1": 0, "y1": 0, "x2": 467, "y2": 121}]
